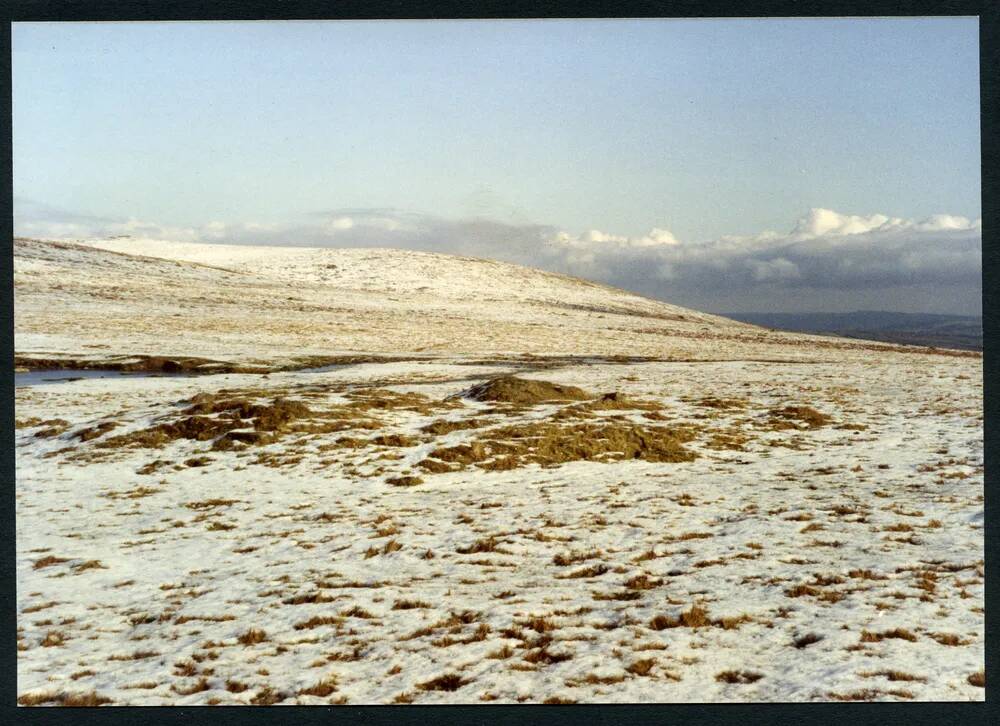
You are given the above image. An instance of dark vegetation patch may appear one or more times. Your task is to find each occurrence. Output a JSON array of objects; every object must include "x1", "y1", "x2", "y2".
[
  {"x1": 793, "y1": 633, "x2": 824, "y2": 649},
  {"x1": 33, "y1": 555, "x2": 69, "y2": 570},
  {"x1": 859, "y1": 628, "x2": 918, "y2": 643},
  {"x1": 416, "y1": 673, "x2": 470, "y2": 692},
  {"x1": 419, "y1": 419, "x2": 697, "y2": 473},
  {"x1": 420, "y1": 418, "x2": 491, "y2": 435},
  {"x1": 715, "y1": 670, "x2": 763, "y2": 684},
  {"x1": 72, "y1": 421, "x2": 118, "y2": 442},
  {"x1": 386, "y1": 475, "x2": 424, "y2": 487},
  {"x1": 690, "y1": 396, "x2": 748, "y2": 410},
  {"x1": 17, "y1": 690, "x2": 113, "y2": 707},
  {"x1": 14, "y1": 354, "x2": 267, "y2": 375},
  {"x1": 97, "y1": 395, "x2": 311, "y2": 451},
  {"x1": 33, "y1": 420, "x2": 71, "y2": 438},
  {"x1": 766, "y1": 405, "x2": 832, "y2": 430},
  {"x1": 459, "y1": 376, "x2": 591, "y2": 405}
]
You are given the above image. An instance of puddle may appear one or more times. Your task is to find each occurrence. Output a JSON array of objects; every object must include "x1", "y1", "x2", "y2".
[
  {"x1": 15, "y1": 369, "x2": 191, "y2": 387},
  {"x1": 293, "y1": 364, "x2": 353, "y2": 374}
]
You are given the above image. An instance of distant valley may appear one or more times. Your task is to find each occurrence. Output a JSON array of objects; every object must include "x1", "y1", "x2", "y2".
[{"x1": 725, "y1": 310, "x2": 983, "y2": 351}]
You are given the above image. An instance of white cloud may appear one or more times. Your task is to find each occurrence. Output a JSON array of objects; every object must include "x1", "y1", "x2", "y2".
[
  {"x1": 747, "y1": 257, "x2": 801, "y2": 282},
  {"x1": 14, "y1": 197, "x2": 980, "y2": 311}
]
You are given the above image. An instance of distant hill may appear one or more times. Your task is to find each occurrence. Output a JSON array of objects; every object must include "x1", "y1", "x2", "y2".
[{"x1": 725, "y1": 310, "x2": 982, "y2": 351}]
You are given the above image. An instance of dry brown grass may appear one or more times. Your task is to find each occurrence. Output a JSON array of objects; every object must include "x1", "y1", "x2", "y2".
[
  {"x1": 462, "y1": 377, "x2": 591, "y2": 405},
  {"x1": 171, "y1": 677, "x2": 211, "y2": 696},
  {"x1": 18, "y1": 690, "x2": 113, "y2": 706},
  {"x1": 929, "y1": 632, "x2": 970, "y2": 646},
  {"x1": 457, "y1": 536, "x2": 508, "y2": 555},
  {"x1": 624, "y1": 574, "x2": 663, "y2": 590},
  {"x1": 793, "y1": 633, "x2": 824, "y2": 649},
  {"x1": 861, "y1": 670, "x2": 927, "y2": 683},
  {"x1": 392, "y1": 599, "x2": 431, "y2": 610},
  {"x1": 386, "y1": 475, "x2": 424, "y2": 487},
  {"x1": 416, "y1": 673, "x2": 470, "y2": 692},
  {"x1": 827, "y1": 688, "x2": 914, "y2": 701},
  {"x1": 566, "y1": 672, "x2": 626, "y2": 686},
  {"x1": 249, "y1": 686, "x2": 288, "y2": 705},
  {"x1": 341, "y1": 605, "x2": 375, "y2": 619},
  {"x1": 860, "y1": 628, "x2": 918, "y2": 643},
  {"x1": 225, "y1": 679, "x2": 249, "y2": 693},
  {"x1": 553, "y1": 550, "x2": 603, "y2": 567},
  {"x1": 108, "y1": 649, "x2": 160, "y2": 661},
  {"x1": 420, "y1": 418, "x2": 697, "y2": 473},
  {"x1": 298, "y1": 676, "x2": 338, "y2": 697},
  {"x1": 649, "y1": 604, "x2": 711, "y2": 630},
  {"x1": 715, "y1": 670, "x2": 763, "y2": 684},
  {"x1": 767, "y1": 405, "x2": 832, "y2": 430},
  {"x1": 558, "y1": 563, "x2": 610, "y2": 579},
  {"x1": 626, "y1": 659, "x2": 657, "y2": 677},
  {"x1": 40, "y1": 630, "x2": 66, "y2": 647},
  {"x1": 22, "y1": 600, "x2": 59, "y2": 613},
  {"x1": 967, "y1": 670, "x2": 985, "y2": 688},
  {"x1": 33, "y1": 555, "x2": 68, "y2": 570},
  {"x1": 237, "y1": 628, "x2": 268, "y2": 645}
]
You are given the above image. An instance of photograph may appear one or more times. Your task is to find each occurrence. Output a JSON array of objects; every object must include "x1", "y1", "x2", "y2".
[{"x1": 12, "y1": 16, "x2": 984, "y2": 705}]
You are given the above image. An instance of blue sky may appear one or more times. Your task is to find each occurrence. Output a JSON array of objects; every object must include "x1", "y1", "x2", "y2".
[{"x1": 12, "y1": 19, "x2": 982, "y2": 313}]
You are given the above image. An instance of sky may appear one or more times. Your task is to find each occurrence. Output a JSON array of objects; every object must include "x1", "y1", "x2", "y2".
[{"x1": 12, "y1": 18, "x2": 982, "y2": 314}]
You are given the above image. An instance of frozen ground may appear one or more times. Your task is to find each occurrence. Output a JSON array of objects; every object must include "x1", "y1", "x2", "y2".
[{"x1": 14, "y1": 238, "x2": 984, "y2": 704}]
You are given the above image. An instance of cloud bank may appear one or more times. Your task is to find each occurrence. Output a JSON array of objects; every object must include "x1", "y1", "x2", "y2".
[{"x1": 15, "y1": 198, "x2": 981, "y2": 315}]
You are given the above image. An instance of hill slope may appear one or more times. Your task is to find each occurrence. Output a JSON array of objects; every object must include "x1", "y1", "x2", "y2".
[{"x1": 14, "y1": 237, "x2": 971, "y2": 368}]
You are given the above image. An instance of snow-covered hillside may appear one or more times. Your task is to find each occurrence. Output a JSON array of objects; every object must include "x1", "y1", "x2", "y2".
[
  {"x1": 15, "y1": 237, "x2": 968, "y2": 368},
  {"x1": 14, "y1": 236, "x2": 983, "y2": 706}
]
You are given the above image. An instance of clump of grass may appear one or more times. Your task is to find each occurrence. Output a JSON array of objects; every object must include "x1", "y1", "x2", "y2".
[
  {"x1": 416, "y1": 673, "x2": 470, "y2": 692},
  {"x1": 386, "y1": 475, "x2": 423, "y2": 487},
  {"x1": 40, "y1": 630, "x2": 66, "y2": 647},
  {"x1": 71, "y1": 560, "x2": 105, "y2": 573},
  {"x1": 33, "y1": 555, "x2": 68, "y2": 570},
  {"x1": 457, "y1": 537, "x2": 506, "y2": 554},
  {"x1": 108, "y1": 650, "x2": 160, "y2": 661},
  {"x1": 861, "y1": 670, "x2": 926, "y2": 683},
  {"x1": 967, "y1": 670, "x2": 985, "y2": 688},
  {"x1": 559, "y1": 563, "x2": 610, "y2": 579},
  {"x1": 929, "y1": 632, "x2": 969, "y2": 646},
  {"x1": 552, "y1": 550, "x2": 602, "y2": 567},
  {"x1": 18, "y1": 691, "x2": 113, "y2": 707},
  {"x1": 520, "y1": 616, "x2": 559, "y2": 633},
  {"x1": 827, "y1": 688, "x2": 914, "y2": 701},
  {"x1": 249, "y1": 686, "x2": 287, "y2": 705},
  {"x1": 392, "y1": 599, "x2": 431, "y2": 610},
  {"x1": 624, "y1": 574, "x2": 663, "y2": 590},
  {"x1": 298, "y1": 676, "x2": 338, "y2": 697},
  {"x1": 341, "y1": 605, "x2": 375, "y2": 619},
  {"x1": 793, "y1": 633, "x2": 824, "y2": 649},
  {"x1": 767, "y1": 405, "x2": 832, "y2": 429},
  {"x1": 523, "y1": 644, "x2": 573, "y2": 665},
  {"x1": 420, "y1": 418, "x2": 698, "y2": 473},
  {"x1": 283, "y1": 592, "x2": 334, "y2": 606},
  {"x1": 461, "y1": 377, "x2": 591, "y2": 405},
  {"x1": 649, "y1": 603, "x2": 711, "y2": 630},
  {"x1": 237, "y1": 628, "x2": 268, "y2": 645},
  {"x1": 626, "y1": 659, "x2": 656, "y2": 677},
  {"x1": 715, "y1": 670, "x2": 763, "y2": 684},
  {"x1": 171, "y1": 677, "x2": 211, "y2": 696},
  {"x1": 859, "y1": 628, "x2": 918, "y2": 643}
]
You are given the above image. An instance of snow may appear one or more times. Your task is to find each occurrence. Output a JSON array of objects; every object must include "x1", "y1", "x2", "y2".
[{"x1": 14, "y1": 238, "x2": 984, "y2": 705}]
